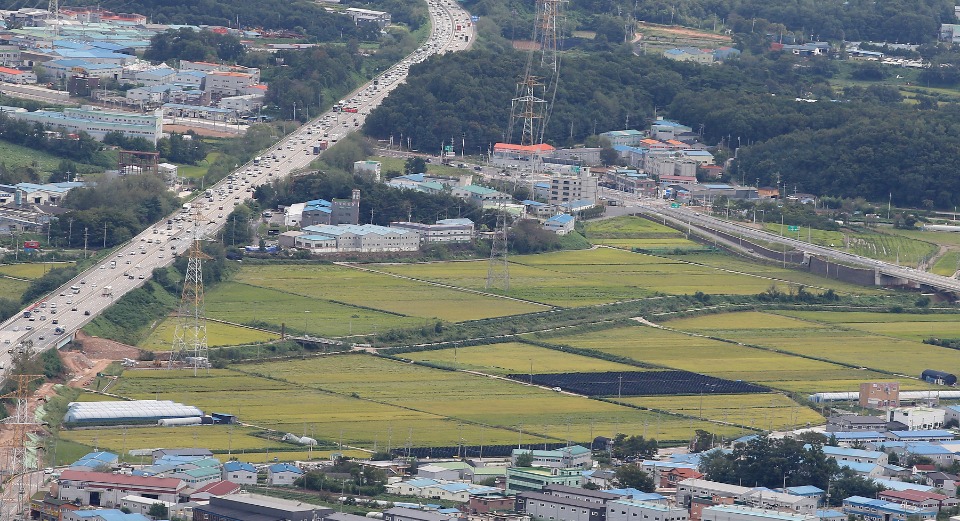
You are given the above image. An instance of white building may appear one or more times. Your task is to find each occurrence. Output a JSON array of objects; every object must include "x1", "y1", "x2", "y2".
[
  {"x1": 57, "y1": 470, "x2": 186, "y2": 507},
  {"x1": 599, "y1": 129, "x2": 645, "y2": 147},
  {"x1": 548, "y1": 168, "x2": 598, "y2": 207},
  {"x1": 888, "y1": 407, "x2": 945, "y2": 430},
  {"x1": 206, "y1": 71, "x2": 257, "y2": 97},
  {"x1": 118, "y1": 495, "x2": 175, "y2": 517},
  {"x1": 543, "y1": 213, "x2": 575, "y2": 235},
  {"x1": 8, "y1": 105, "x2": 162, "y2": 144},
  {"x1": 221, "y1": 461, "x2": 257, "y2": 485},
  {"x1": 295, "y1": 224, "x2": 420, "y2": 253},
  {"x1": 389, "y1": 218, "x2": 475, "y2": 244},
  {"x1": 607, "y1": 499, "x2": 688, "y2": 521},
  {"x1": 0, "y1": 66, "x2": 36, "y2": 84},
  {"x1": 134, "y1": 66, "x2": 175, "y2": 87},
  {"x1": 510, "y1": 446, "x2": 592, "y2": 469},
  {"x1": 344, "y1": 7, "x2": 392, "y2": 26},
  {"x1": 219, "y1": 94, "x2": 263, "y2": 114},
  {"x1": 266, "y1": 463, "x2": 302, "y2": 486},
  {"x1": 702, "y1": 506, "x2": 817, "y2": 521}
]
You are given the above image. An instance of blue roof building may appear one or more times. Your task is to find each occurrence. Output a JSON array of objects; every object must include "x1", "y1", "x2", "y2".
[
  {"x1": 842, "y1": 496, "x2": 936, "y2": 521},
  {"x1": 223, "y1": 461, "x2": 256, "y2": 473},
  {"x1": 72, "y1": 451, "x2": 119, "y2": 470},
  {"x1": 888, "y1": 430, "x2": 955, "y2": 442},
  {"x1": 544, "y1": 213, "x2": 575, "y2": 235},
  {"x1": 66, "y1": 509, "x2": 151, "y2": 521}
]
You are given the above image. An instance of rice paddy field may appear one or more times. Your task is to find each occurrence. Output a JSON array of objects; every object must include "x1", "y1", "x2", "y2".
[
  {"x1": 81, "y1": 355, "x2": 748, "y2": 459},
  {"x1": 583, "y1": 216, "x2": 704, "y2": 251},
  {"x1": 203, "y1": 281, "x2": 426, "y2": 336},
  {"x1": 377, "y1": 248, "x2": 817, "y2": 307},
  {"x1": 773, "y1": 310, "x2": 960, "y2": 342},
  {"x1": 0, "y1": 277, "x2": 30, "y2": 301},
  {"x1": 662, "y1": 311, "x2": 960, "y2": 380},
  {"x1": 138, "y1": 318, "x2": 280, "y2": 351},
  {"x1": 399, "y1": 342, "x2": 639, "y2": 375},
  {"x1": 536, "y1": 321, "x2": 933, "y2": 394},
  {"x1": 621, "y1": 393, "x2": 824, "y2": 431},
  {"x1": 232, "y1": 264, "x2": 547, "y2": 322},
  {"x1": 932, "y1": 251, "x2": 960, "y2": 277}
]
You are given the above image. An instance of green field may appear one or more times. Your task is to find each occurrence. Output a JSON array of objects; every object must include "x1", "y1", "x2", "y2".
[
  {"x1": 401, "y1": 342, "x2": 639, "y2": 375},
  {"x1": 538, "y1": 322, "x2": 924, "y2": 394},
  {"x1": 204, "y1": 281, "x2": 424, "y2": 337},
  {"x1": 0, "y1": 140, "x2": 74, "y2": 175},
  {"x1": 622, "y1": 393, "x2": 824, "y2": 431},
  {"x1": 176, "y1": 152, "x2": 222, "y2": 179},
  {"x1": 584, "y1": 216, "x2": 706, "y2": 251},
  {"x1": 378, "y1": 248, "x2": 818, "y2": 307},
  {"x1": 664, "y1": 311, "x2": 960, "y2": 380},
  {"x1": 233, "y1": 264, "x2": 547, "y2": 322},
  {"x1": 773, "y1": 310, "x2": 960, "y2": 342},
  {"x1": 0, "y1": 262, "x2": 75, "y2": 280},
  {"x1": 138, "y1": 318, "x2": 280, "y2": 351},
  {"x1": 761, "y1": 224, "x2": 938, "y2": 265},
  {"x1": 932, "y1": 251, "x2": 960, "y2": 277},
  {"x1": 0, "y1": 277, "x2": 30, "y2": 301},
  {"x1": 97, "y1": 355, "x2": 747, "y2": 455}
]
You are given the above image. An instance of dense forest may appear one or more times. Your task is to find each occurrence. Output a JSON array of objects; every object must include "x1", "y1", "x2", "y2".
[
  {"x1": 365, "y1": 46, "x2": 960, "y2": 207},
  {"x1": 467, "y1": 0, "x2": 952, "y2": 45}
]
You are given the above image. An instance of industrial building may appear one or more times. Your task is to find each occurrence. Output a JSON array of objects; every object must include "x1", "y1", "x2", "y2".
[
  {"x1": 701, "y1": 506, "x2": 817, "y2": 521},
  {"x1": 192, "y1": 493, "x2": 331, "y2": 521},
  {"x1": 63, "y1": 400, "x2": 203, "y2": 424},
  {"x1": 57, "y1": 471, "x2": 186, "y2": 507},
  {"x1": 547, "y1": 169, "x2": 598, "y2": 207},
  {"x1": 607, "y1": 499, "x2": 689, "y2": 521},
  {"x1": 6, "y1": 105, "x2": 162, "y2": 144},
  {"x1": 389, "y1": 218, "x2": 476, "y2": 244},
  {"x1": 288, "y1": 224, "x2": 420, "y2": 253}
]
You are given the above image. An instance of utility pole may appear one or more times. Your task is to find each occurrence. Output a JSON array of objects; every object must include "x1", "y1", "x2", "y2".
[
  {"x1": 68, "y1": 217, "x2": 74, "y2": 248},
  {"x1": 83, "y1": 227, "x2": 89, "y2": 258},
  {"x1": 102, "y1": 221, "x2": 107, "y2": 248}
]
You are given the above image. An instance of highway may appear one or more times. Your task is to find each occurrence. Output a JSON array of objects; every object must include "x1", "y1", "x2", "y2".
[
  {"x1": 0, "y1": 0, "x2": 475, "y2": 374},
  {"x1": 633, "y1": 201, "x2": 960, "y2": 295}
]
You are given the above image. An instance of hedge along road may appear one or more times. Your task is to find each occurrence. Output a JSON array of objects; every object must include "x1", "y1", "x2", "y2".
[{"x1": 0, "y1": 0, "x2": 477, "y2": 376}]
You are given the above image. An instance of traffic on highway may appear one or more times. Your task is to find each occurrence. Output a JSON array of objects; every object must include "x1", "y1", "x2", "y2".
[{"x1": 0, "y1": 0, "x2": 475, "y2": 373}]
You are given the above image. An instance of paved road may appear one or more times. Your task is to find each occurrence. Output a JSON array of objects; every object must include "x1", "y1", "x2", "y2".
[
  {"x1": 633, "y1": 201, "x2": 960, "y2": 295},
  {"x1": 0, "y1": 0, "x2": 474, "y2": 414}
]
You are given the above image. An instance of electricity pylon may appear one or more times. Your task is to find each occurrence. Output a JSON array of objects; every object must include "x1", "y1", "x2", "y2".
[
  {"x1": 486, "y1": 202, "x2": 510, "y2": 291},
  {"x1": 169, "y1": 208, "x2": 212, "y2": 376},
  {"x1": 1, "y1": 372, "x2": 43, "y2": 519}
]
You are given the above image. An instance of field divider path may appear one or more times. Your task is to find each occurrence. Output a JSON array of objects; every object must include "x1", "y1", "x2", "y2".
[
  {"x1": 224, "y1": 363, "x2": 564, "y2": 445},
  {"x1": 336, "y1": 262, "x2": 555, "y2": 308}
]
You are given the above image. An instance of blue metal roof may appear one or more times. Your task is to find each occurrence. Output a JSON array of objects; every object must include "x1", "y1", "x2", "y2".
[
  {"x1": 838, "y1": 461, "x2": 877, "y2": 473},
  {"x1": 906, "y1": 442, "x2": 953, "y2": 455},
  {"x1": 223, "y1": 461, "x2": 255, "y2": 473},
  {"x1": 405, "y1": 478, "x2": 440, "y2": 488},
  {"x1": 784, "y1": 485, "x2": 825, "y2": 496},
  {"x1": 822, "y1": 445, "x2": 885, "y2": 459},
  {"x1": 890, "y1": 430, "x2": 954, "y2": 439},
  {"x1": 269, "y1": 463, "x2": 302, "y2": 474},
  {"x1": 546, "y1": 213, "x2": 574, "y2": 224},
  {"x1": 831, "y1": 431, "x2": 884, "y2": 440}
]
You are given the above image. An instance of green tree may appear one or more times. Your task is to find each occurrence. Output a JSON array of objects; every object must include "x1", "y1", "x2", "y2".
[
  {"x1": 515, "y1": 451, "x2": 534, "y2": 467},
  {"x1": 404, "y1": 156, "x2": 427, "y2": 175},
  {"x1": 614, "y1": 464, "x2": 655, "y2": 492},
  {"x1": 147, "y1": 503, "x2": 169, "y2": 519}
]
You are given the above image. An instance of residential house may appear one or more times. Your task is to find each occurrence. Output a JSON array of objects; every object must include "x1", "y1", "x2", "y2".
[
  {"x1": 221, "y1": 461, "x2": 257, "y2": 485},
  {"x1": 584, "y1": 470, "x2": 617, "y2": 489},
  {"x1": 924, "y1": 472, "x2": 960, "y2": 494},
  {"x1": 267, "y1": 463, "x2": 302, "y2": 486}
]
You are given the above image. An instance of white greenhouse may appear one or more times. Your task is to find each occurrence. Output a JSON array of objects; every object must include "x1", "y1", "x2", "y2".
[{"x1": 63, "y1": 400, "x2": 203, "y2": 423}]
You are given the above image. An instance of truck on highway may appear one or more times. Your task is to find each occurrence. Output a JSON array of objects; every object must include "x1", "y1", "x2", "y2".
[
  {"x1": 313, "y1": 141, "x2": 328, "y2": 154},
  {"x1": 182, "y1": 203, "x2": 192, "y2": 212},
  {"x1": 109, "y1": 260, "x2": 117, "y2": 269},
  {"x1": 22, "y1": 311, "x2": 31, "y2": 318},
  {"x1": 254, "y1": 156, "x2": 262, "y2": 165},
  {"x1": 102, "y1": 286, "x2": 113, "y2": 297}
]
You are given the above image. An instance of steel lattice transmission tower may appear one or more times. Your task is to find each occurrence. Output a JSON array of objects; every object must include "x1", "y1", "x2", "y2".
[
  {"x1": 48, "y1": 0, "x2": 60, "y2": 37},
  {"x1": 535, "y1": 0, "x2": 565, "y2": 72},
  {"x1": 169, "y1": 210, "x2": 212, "y2": 376},
  {"x1": 486, "y1": 203, "x2": 510, "y2": 291},
  {"x1": 1, "y1": 372, "x2": 43, "y2": 519},
  {"x1": 507, "y1": 75, "x2": 548, "y2": 148}
]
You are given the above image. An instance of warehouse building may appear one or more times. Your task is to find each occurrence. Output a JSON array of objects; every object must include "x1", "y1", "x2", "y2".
[
  {"x1": 389, "y1": 218, "x2": 475, "y2": 244},
  {"x1": 6, "y1": 105, "x2": 162, "y2": 144},
  {"x1": 57, "y1": 471, "x2": 185, "y2": 507},
  {"x1": 192, "y1": 493, "x2": 330, "y2": 521},
  {"x1": 293, "y1": 224, "x2": 419, "y2": 253}
]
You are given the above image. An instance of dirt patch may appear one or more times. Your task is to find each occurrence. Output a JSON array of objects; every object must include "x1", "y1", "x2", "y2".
[
  {"x1": 511, "y1": 40, "x2": 541, "y2": 51},
  {"x1": 162, "y1": 124, "x2": 240, "y2": 138},
  {"x1": 73, "y1": 331, "x2": 141, "y2": 361},
  {"x1": 638, "y1": 22, "x2": 732, "y2": 41}
]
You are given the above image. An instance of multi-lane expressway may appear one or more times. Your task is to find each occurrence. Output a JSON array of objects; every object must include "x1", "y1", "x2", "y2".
[
  {"x1": 635, "y1": 201, "x2": 960, "y2": 296},
  {"x1": 0, "y1": 0, "x2": 476, "y2": 373}
]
